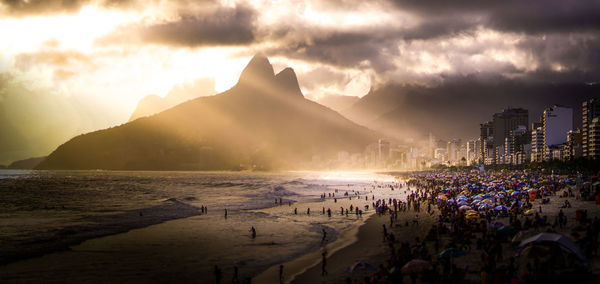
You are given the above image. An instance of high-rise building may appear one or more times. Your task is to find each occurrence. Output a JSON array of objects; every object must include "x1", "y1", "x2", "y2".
[
  {"x1": 542, "y1": 105, "x2": 573, "y2": 160},
  {"x1": 589, "y1": 117, "x2": 600, "y2": 158},
  {"x1": 446, "y1": 139, "x2": 461, "y2": 164},
  {"x1": 531, "y1": 126, "x2": 544, "y2": 162},
  {"x1": 466, "y1": 139, "x2": 480, "y2": 165},
  {"x1": 492, "y1": 108, "x2": 529, "y2": 148},
  {"x1": 563, "y1": 129, "x2": 582, "y2": 160},
  {"x1": 378, "y1": 139, "x2": 390, "y2": 166},
  {"x1": 583, "y1": 99, "x2": 600, "y2": 158},
  {"x1": 504, "y1": 125, "x2": 530, "y2": 164},
  {"x1": 480, "y1": 121, "x2": 493, "y2": 163}
]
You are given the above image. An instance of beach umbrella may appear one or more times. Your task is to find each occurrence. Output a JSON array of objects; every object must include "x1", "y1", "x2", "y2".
[
  {"x1": 459, "y1": 205, "x2": 471, "y2": 211},
  {"x1": 457, "y1": 200, "x2": 469, "y2": 206},
  {"x1": 524, "y1": 209, "x2": 536, "y2": 216},
  {"x1": 400, "y1": 259, "x2": 432, "y2": 274},
  {"x1": 438, "y1": 248, "x2": 466, "y2": 259},
  {"x1": 494, "y1": 205, "x2": 508, "y2": 211},
  {"x1": 347, "y1": 261, "x2": 377, "y2": 272},
  {"x1": 447, "y1": 199, "x2": 455, "y2": 204},
  {"x1": 482, "y1": 199, "x2": 493, "y2": 204},
  {"x1": 466, "y1": 213, "x2": 480, "y2": 220}
]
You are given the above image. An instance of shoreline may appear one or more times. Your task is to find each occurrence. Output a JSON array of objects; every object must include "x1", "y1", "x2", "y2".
[
  {"x1": 253, "y1": 212, "x2": 374, "y2": 283},
  {"x1": 291, "y1": 206, "x2": 435, "y2": 283}
]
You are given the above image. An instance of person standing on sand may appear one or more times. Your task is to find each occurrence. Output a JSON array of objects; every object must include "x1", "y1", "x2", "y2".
[
  {"x1": 233, "y1": 266, "x2": 239, "y2": 283},
  {"x1": 321, "y1": 250, "x2": 328, "y2": 276},
  {"x1": 214, "y1": 265, "x2": 222, "y2": 284},
  {"x1": 250, "y1": 226, "x2": 256, "y2": 239},
  {"x1": 383, "y1": 224, "x2": 388, "y2": 241},
  {"x1": 321, "y1": 228, "x2": 327, "y2": 244},
  {"x1": 279, "y1": 265, "x2": 284, "y2": 284},
  {"x1": 224, "y1": 209, "x2": 227, "y2": 219}
]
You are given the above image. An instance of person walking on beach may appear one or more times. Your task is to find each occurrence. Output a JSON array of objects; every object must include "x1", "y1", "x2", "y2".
[
  {"x1": 383, "y1": 224, "x2": 388, "y2": 241},
  {"x1": 233, "y1": 266, "x2": 239, "y2": 283},
  {"x1": 250, "y1": 226, "x2": 256, "y2": 239},
  {"x1": 321, "y1": 228, "x2": 327, "y2": 244},
  {"x1": 214, "y1": 265, "x2": 222, "y2": 284},
  {"x1": 224, "y1": 209, "x2": 228, "y2": 219},
  {"x1": 321, "y1": 250, "x2": 328, "y2": 276},
  {"x1": 279, "y1": 265, "x2": 284, "y2": 284}
]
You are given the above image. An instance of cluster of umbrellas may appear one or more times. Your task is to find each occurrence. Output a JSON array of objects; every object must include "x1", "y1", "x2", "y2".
[{"x1": 427, "y1": 172, "x2": 573, "y2": 219}]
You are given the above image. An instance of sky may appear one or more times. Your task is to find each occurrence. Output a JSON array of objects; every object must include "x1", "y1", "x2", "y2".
[{"x1": 1, "y1": 0, "x2": 599, "y2": 164}]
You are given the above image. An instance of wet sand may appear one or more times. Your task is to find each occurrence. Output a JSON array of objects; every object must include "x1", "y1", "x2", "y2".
[{"x1": 258, "y1": 206, "x2": 435, "y2": 284}]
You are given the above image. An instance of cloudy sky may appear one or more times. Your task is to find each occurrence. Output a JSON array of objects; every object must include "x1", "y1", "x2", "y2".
[{"x1": 1, "y1": 0, "x2": 599, "y2": 163}]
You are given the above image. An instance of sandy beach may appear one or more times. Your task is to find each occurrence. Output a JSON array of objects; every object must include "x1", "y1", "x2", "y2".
[{"x1": 273, "y1": 172, "x2": 600, "y2": 284}]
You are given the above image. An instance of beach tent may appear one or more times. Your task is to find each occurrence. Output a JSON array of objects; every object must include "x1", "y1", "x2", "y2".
[
  {"x1": 400, "y1": 259, "x2": 432, "y2": 274},
  {"x1": 524, "y1": 209, "x2": 536, "y2": 216},
  {"x1": 519, "y1": 233, "x2": 586, "y2": 262}
]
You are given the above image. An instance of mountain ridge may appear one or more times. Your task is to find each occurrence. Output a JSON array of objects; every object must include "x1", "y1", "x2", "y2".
[{"x1": 37, "y1": 55, "x2": 380, "y2": 170}]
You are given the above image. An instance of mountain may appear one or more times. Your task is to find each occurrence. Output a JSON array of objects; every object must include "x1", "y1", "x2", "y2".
[
  {"x1": 37, "y1": 55, "x2": 379, "y2": 170},
  {"x1": 7, "y1": 156, "x2": 46, "y2": 169},
  {"x1": 314, "y1": 94, "x2": 360, "y2": 113},
  {"x1": 128, "y1": 78, "x2": 215, "y2": 122},
  {"x1": 342, "y1": 81, "x2": 600, "y2": 141}
]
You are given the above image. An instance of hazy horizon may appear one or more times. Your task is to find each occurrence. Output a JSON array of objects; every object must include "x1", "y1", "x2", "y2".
[{"x1": 1, "y1": 0, "x2": 599, "y2": 166}]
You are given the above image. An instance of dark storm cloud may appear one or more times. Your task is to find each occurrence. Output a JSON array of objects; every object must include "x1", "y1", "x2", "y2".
[
  {"x1": 391, "y1": 0, "x2": 600, "y2": 34},
  {"x1": 98, "y1": 5, "x2": 255, "y2": 47},
  {"x1": 517, "y1": 33, "x2": 600, "y2": 82}
]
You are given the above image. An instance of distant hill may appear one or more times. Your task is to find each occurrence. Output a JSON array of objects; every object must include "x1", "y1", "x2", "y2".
[
  {"x1": 8, "y1": 156, "x2": 46, "y2": 169},
  {"x1": 129, "y1": 78, "x2": 215, "y2": 122},
  {"x1": 313, "y1": 94, "x2": 360, "y2": 113},
  {"x1": 37, "y1": 55, "x2": 379, "y2": 170},
  {"x1": 342, "y1": 81, "x2": 600, "y2": 141}
]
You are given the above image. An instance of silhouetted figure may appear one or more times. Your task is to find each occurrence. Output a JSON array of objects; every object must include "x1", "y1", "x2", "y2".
[
  {"x1": 321, "y1": 228, "x2": 327, "y2": 243},
  {"x1": 321, "y1": 251, "x2": 328, "y2": 276},
  {"x1": 383, "y1": 224, "x2": 388, "y2": 241},
  {"x1": 307, "y1": 208, "x2": 310, "y2": 215},
  {"x1": 224, "y1": 209, "x2": 228, "y2": 219},
  {"x1": 233, "y1": 266, "x2": 239, "y2": 283},
  {"x1": 279, "y1": 265, "x2": 284, "y2": 284},
  {"x1": 214, "y1": 265, "x2": 222, "y2": 284},
  {"x1": 294, "y1": 208, "x2": 297, "y2": 214},
  {"x1": 250, "y1": 226, "x2": 256, "y2": 238}
]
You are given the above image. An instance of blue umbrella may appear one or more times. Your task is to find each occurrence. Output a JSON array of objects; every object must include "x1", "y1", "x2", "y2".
[{"x1": 494, "y1": 205, "x2": 508, "y2": 211}]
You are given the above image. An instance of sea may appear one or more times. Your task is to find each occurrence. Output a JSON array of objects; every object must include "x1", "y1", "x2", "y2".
[{"x1": 0, "y1": 170, "x2": 407, "y2": 282}]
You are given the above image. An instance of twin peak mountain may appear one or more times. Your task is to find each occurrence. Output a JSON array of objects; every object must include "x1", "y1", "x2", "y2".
[{"x1": 37, "y1": 55, "x2": 378, "y2": 170}]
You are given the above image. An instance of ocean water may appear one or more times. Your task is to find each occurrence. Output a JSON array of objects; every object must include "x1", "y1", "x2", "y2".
[{"x1": 0, "y1": 170, "x2": 405, "y2": 282}]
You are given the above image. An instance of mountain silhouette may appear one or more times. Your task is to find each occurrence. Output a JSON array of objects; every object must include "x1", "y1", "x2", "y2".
[
  {"x1": 342, "y1": 81, "x2": 600, "y2": 141},
  {"x1": 128, "y1": 78, "x2": 215, "y2": 122},
  {"x1": 37, "y1": 55, "x2": 379, "y2": 170}
]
